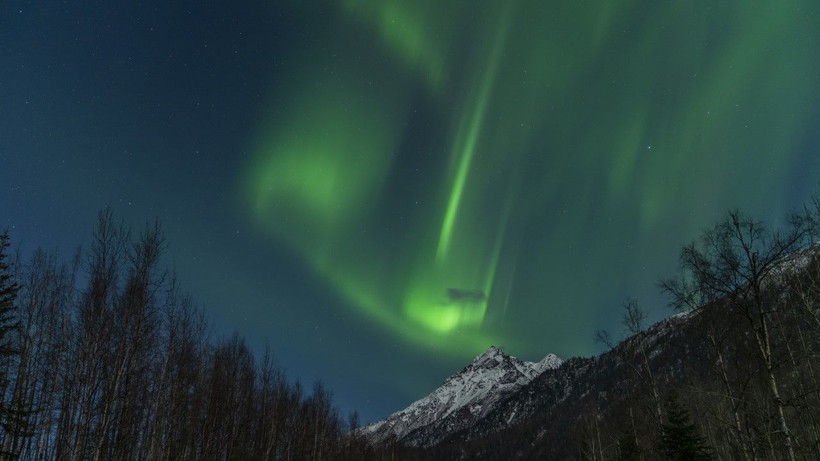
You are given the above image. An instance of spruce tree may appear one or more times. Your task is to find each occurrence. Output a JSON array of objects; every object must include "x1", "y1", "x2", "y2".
[
  {"x1": 0, "y1": 230, "x2": 18, "y2": 361},
  {"x1": 660, "y1": 392, "x2": 713, "y2": 461},
  {"x1": 0, "y1": 229, "x2": 23, "y2": 458},
  {"x1": 0, "y1": 230, "x2": 29, "y2": 459}
]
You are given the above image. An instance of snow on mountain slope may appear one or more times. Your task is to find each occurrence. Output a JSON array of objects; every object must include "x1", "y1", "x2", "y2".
[{"x1": 362, "y1": 346, "x2": 562, "y2": 446}]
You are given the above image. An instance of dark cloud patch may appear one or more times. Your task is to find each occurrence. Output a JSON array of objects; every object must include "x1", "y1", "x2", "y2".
[{"x1": 447, "y1": 288, "x2": 486, "y2": 303}]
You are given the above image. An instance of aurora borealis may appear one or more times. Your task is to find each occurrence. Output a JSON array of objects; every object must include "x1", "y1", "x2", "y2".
[{"x1": 2, "y1": 1, "x2": 820, "y2": 422}]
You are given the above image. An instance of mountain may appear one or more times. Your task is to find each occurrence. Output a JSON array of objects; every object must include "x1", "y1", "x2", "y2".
[
  {"x1": 441, "y1": 311, "x2": 701, "y2": 457},
  {"x1": 372, "y1": 310, "x2": 708, "y2": 459},
  {"x1": 358, "y1": 224, "x2": 820, "y2": 459},
  {"x1": 364, "y1": 305, "x2": 749, "y2": 459},
  {"x1": 422, "y1": 290, "x2": 815, "y2": 458},
  {"x1": 361, "y1": 346, "x2": 562, "y2": 447}
]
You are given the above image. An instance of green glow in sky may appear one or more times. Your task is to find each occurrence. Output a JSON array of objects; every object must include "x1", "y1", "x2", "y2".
[
  {"x1": 436, "y1": 4, "x2": 513, "y2": 264},
  {"x1": 338, "y1": 0, "x2": 451, "y2": 87},
  {"x1": 249, "y1": 76, "x2": 402, "y2": 245},
  {"x1": 247, "y1": 1, "x2": 820, "y2": 357}
]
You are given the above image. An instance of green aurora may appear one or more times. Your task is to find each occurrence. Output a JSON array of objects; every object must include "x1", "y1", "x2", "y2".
[{"x1": 246, "y1": 1, "x2": 820, "y2": 356}]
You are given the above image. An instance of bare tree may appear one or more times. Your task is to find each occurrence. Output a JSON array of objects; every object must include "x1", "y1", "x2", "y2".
[
  {"x1": 0, "y1": 214, "x2": 357, "y2": 460},
  {"x1": 661, "y1": 210, "x2": 810, "y2": 461}
]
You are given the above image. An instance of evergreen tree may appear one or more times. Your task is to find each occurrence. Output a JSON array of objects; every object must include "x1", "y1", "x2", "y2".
[
  {"x1": 0, "y1": 230, "x2": 18, "y2": 363},
  {"x1": 660, "y1": 392, "x2": 712, "y2": 461},
  {"x1": 0, "y1": 229, "x2": 24, "y2": 459}
]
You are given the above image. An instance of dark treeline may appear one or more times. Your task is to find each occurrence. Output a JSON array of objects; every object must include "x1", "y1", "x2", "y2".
[{"x1": 0, "y1": 209, "x2": 375, "y2": 460}]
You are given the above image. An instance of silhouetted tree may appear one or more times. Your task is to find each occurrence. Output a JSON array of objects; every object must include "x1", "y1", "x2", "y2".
[
  {"x1": 659, "y1": 392, "x2": 712, "y2": 461},
  {"x1": 661, "y1": 210, "x2": 809, "y2": 461},
  {"x1": 0, "y1": 229, "x2": 30, "y2": 459}
]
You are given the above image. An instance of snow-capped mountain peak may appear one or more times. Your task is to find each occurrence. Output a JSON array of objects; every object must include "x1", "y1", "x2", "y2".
[
  {"x1": 362, "y1": 346, "x2": 563, "y2": 446},
  {"x1": 474, "y1": 344, "x2": 503, "y2": 362}
]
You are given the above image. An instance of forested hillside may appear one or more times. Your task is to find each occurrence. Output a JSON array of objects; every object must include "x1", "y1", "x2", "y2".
[{"x1": 386, "y1": 194, "x2": 820, "y2": 460}]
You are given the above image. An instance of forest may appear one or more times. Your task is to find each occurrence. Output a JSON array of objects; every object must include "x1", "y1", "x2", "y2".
[{"x1": 0, "y1": 209, "x2": 373, "y2": 460}]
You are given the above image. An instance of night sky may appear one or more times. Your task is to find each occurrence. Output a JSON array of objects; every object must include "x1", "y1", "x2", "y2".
[{"x1": 2, "y1": 1, "x2": 820, "y2": 423}]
